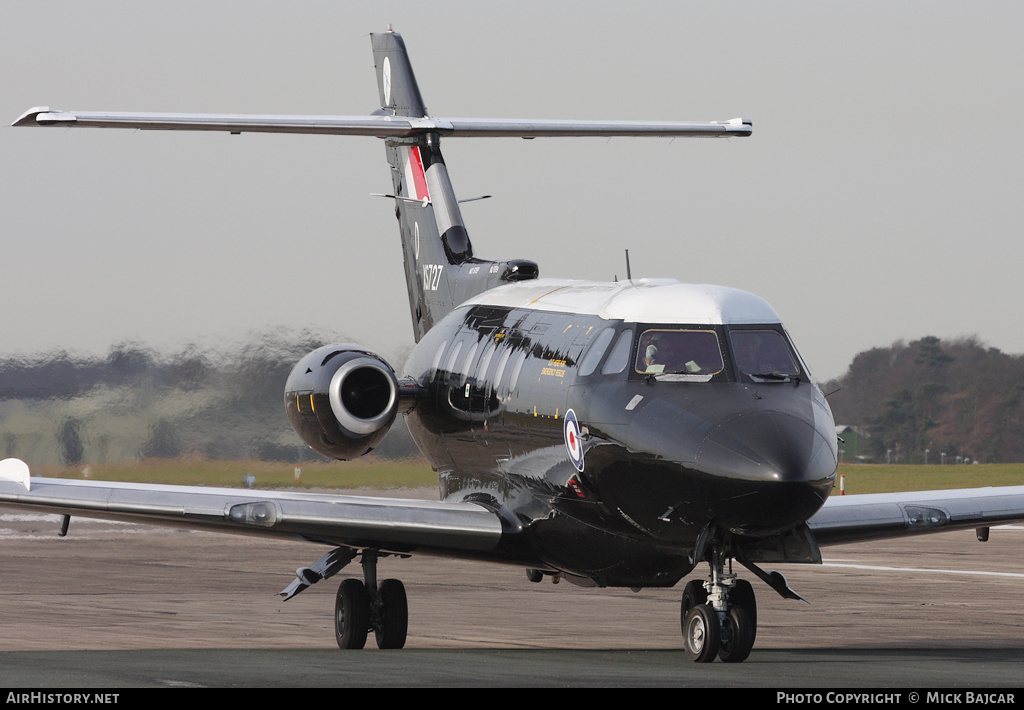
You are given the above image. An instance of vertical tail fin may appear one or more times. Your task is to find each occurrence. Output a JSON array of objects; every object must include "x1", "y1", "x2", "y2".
[
  {"x1": 370, "y1": 30, "x2": 537, "y2": 342},
  {"x1": 372, "y1": 30, "x2": 428, "y2": 118}
]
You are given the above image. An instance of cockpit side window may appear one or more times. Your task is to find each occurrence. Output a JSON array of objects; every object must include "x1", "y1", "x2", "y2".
[
  {"x1": 578, "y1": 327, "x2": 615, "y2": 377},
  {"x1": 635, "y1": 329, "x2": 724, "y2": 376},
  {"x1": 729, "y1": 329, "x2": 800, "y2": 379},
  {"x1": 601, "y1": 329, "x2": 634, "y2": 375}
]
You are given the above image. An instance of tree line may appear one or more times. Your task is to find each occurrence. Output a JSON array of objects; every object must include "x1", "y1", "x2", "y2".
[
  {"x1": 822, "y1": 336, "x2": 1024, "y2": 463},
  {"x1": 0, "y1": 330, "x2": 418, "y2": 467},
  {"x1": 2, "y1": 332, "x2": 1021, "y2": 466}
]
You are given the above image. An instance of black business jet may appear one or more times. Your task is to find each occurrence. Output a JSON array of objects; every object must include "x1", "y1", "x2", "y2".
[{"x1": 5, "y1": 29, "x2": 1024, "y2": 663}]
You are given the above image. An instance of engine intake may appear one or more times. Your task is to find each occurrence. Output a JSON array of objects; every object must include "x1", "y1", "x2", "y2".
[{"x1": 285, "y1": 344, "x2": 399, "y2": 460}]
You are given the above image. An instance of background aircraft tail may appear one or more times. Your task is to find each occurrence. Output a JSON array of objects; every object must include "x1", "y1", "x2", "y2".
[{"x1": 370, "y1": 30, "x2": 538, "y2": 342}]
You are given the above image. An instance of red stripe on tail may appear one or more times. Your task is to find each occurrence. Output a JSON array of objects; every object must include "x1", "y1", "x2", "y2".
[{"x1": 410, "y1": 146, "x2": 430, "y2": 202}]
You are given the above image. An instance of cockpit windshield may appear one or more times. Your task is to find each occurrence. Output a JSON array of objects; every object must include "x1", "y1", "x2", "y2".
[
  {"x1": 635, "y1": 329, "x2": 724, "y2": 376},
  {"x1": 730, "y1": 329, "x2": 800, "y2": 379}
]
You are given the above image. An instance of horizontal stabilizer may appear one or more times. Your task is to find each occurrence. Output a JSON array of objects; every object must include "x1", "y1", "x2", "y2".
[
  {"x1": 14, "y1": 107, "x2": 751, "y2": 138},
  {"x1": 444, "y1": 117, "x2": 751, "y2": 138}
]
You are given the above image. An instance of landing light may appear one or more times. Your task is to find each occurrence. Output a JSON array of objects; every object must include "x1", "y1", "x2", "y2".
[{"x1": 228, "y1": 501, "x2": 278, "y2": 527}]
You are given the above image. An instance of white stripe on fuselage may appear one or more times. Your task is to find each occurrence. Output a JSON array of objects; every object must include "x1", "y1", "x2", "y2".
[{"x1": 463, "y1": 278, "x2": 782, "y2": 325}]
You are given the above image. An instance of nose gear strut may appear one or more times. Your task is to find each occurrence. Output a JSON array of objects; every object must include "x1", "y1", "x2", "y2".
[{"x1": 681, "y1": 528, "x2": 802, "y2": 663}]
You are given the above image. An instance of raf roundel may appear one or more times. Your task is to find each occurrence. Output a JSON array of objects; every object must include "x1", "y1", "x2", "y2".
[{"x1": 564, "y1": 409, "x2": 585, "y2": 472}]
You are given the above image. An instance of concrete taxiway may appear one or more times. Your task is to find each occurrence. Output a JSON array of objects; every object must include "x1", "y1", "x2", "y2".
[{"x1": 1, "y1": 489, "x2": 1022, "y2": 687}]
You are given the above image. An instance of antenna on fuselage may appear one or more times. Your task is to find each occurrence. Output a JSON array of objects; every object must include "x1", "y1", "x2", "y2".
[{"x1": 625, "y1": 249, "x2": 632, "y2": 280}]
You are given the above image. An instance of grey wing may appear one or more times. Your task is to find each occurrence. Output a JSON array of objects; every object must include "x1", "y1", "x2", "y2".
[
  {"x1": 0, "y1": 459, "x2": 503, "y2": 555},
  {"x1": 808, "y1": 485, "x2": 1024, "y2": 546}
]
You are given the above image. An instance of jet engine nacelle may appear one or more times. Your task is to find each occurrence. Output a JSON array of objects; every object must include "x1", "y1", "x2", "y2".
[{"x1": 285, "y1": 344, "x2": 399, "y2": 460}]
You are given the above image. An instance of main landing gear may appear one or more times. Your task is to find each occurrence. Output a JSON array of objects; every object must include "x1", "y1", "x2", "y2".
[
  {"x1": 680, "y1": 548, "x2": 758, "y2": 663},
  {"x1": 335, "y1": 550, "x2": 409, "y2": 649},
  {"x1": 279, "y1": 546, "x2": 409, "y2": 650}
]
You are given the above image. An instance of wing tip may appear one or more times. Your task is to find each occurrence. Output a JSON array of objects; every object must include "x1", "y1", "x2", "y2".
[
  {"x1": 12, "y1": 107, "x2": 77, "y2": 127},
  {"x1": 0, "y1": 458, "x2": 31, "y2": 491},
  {"x1": 13, "y1": 107, "x2": 49, "y2": 127}
]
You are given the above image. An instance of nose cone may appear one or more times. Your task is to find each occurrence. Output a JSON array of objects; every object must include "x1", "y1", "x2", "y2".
[
  {"x1": 697, "y1": 410, "x2": 835, "y2": 484},
  {"x1": 695, "y1": 410, "x2": 836, "y2": 534}
]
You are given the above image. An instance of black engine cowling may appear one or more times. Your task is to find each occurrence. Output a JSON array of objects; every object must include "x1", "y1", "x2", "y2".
[{"x1": 285, "y1": 344, "x2": 399, "y2": 460}]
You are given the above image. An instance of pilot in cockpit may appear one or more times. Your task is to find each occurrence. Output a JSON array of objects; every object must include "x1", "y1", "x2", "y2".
[
  {"x1": 643, "y1": 344, "x2": 660, "y2": 371},
  {"x1": 641, "y1": 334, "x2": 704, "y2": 375}
]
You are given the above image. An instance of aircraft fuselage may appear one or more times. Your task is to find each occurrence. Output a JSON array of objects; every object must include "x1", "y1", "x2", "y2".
[{"x1": 401, "y1": 278, "x2": 838, "y2": 587}]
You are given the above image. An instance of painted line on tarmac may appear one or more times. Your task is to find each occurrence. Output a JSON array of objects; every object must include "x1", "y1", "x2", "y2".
[
  {"x1": 821, "y1": 561, "x2": 1024, "y2": 578},
  {"x1": 1, "y1": 513, "x2": 137, "y2": 524},
  {"x1": 0, "y1": 513, "x2": 178, "y2": 539}
]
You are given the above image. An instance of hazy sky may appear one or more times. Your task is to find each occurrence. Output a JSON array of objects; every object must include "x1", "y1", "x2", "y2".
[{"x1": 4, "y1": 1, "x2": 1023, "y2": 380}]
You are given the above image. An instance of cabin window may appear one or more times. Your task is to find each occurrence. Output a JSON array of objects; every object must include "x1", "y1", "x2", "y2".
[
  {"x1": 601, "y1": 329, "x2": 633, "y2": 375},
  {"x1": 444, "y1": 341, "x2": 463, "y2": 376},
  {"x1": 430, "y1": 340, "x2": 448, "y2": 379},
  {"x1": 490, "y1": 347, "x2": 513, "y2": 397},
  {"x1": 729, "y1": 329, "x2": 800, "y2": 378},
  {"x1": 578, "y1": 327, "x2": 615, "y2": 377},
  {"x1": 475, "y1": 340, "x2": 496, "y2": 383},
  {"x1": 635, "y1": 329, "x2": 724, "y2": 376},
  {"x1": 460, "y1": 341, "x2": 480, "y2": 386},
  {"x1": 508, "y1": 350, "x2": 528, "y2": 393}
]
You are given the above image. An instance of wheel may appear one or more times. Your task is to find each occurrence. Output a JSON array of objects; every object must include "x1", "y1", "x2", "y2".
[
  {"x1": 373, "y1": 578, "x2": 408, "y2": 649},
  {"x1": 729, "y1": 579, "x2": 757, "y2": 644},
  {"x1": 335, "y1": 578, "x2": 370, "y2": 650},
  {"x1": 683, "y1": 603, "x2": 719, "y2": 663},
  {"x1": 718, "y1": 606, "x2": 754, "y2": 663},
  {"x1": 680, "y1": 579, "x2": 708, "y2": 623}
]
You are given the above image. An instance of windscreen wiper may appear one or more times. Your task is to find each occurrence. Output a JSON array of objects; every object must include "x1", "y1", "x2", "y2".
[{"x1": 749, "y1": 371, "x2": 798, "y2": 382}]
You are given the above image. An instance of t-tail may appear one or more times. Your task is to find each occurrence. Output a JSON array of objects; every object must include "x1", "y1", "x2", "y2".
[
  {"x1": 14, "y1": 27, "x2": 752, "y2": 343},
  {"x1": 371, "y1": 30, "x2": 539, "y2": 342}
]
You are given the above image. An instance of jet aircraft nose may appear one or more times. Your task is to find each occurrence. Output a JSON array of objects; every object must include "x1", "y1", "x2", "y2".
[
  {"x1": 691, "y1": 409, "x2": 836, "y2": 535},
  {"x1": 696, "y1": 410, "x2": 836, "y2": 485}
]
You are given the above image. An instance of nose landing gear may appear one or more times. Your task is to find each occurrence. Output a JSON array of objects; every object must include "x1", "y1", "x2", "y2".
[{"x1": 681, "y1": 546, "x2": 757, "y2": 663}]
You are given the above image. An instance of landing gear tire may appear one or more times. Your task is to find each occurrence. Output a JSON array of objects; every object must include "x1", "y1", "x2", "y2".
[
  {"x1": 718, "y1": 606, "x2": 754, "y2": 663},
  {"x1": 335, "y1": 578, "x2": 370, "y2": 650},
  {"x1": 683, "y1": 603, "x2": 720, "y2": 663},
  {"x1": 373, "y1": 578, "x2": 408, "y2": 649},
  {"x1": 730, "y1": 579, "x2": 757, "y2": 644},
  {"x1": 681, "y1": 579, "x2": 709, "y2": 621}
]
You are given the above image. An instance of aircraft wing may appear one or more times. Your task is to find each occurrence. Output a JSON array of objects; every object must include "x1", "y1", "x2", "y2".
[
  {"x1": 0, "y1": 459, "x2": 503, "y2": 555},
  {"x1": 13, "y1": 107, "x2": 752, "y2": 138},
  {"x1": 808, "y1": 485, "x2": 1024, "y2": 546}
]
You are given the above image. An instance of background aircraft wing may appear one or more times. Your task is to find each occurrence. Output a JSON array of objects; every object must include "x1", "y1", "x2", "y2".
[
  {"x1": 808, "y1": 485, "x2": 1024, "y2": 546},
  {"x1": 0, "y1": 459, "x2": 503, "y2": 555},
  {"x1": 13, "y1": 107, "x2": 751, "y2": 138}
]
